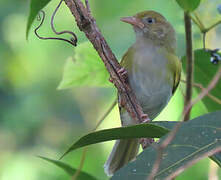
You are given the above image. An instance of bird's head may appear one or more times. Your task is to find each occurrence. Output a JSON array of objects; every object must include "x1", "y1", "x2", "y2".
[{"x1": 121, "y1": 11, "x2": 176, "y2": 50}]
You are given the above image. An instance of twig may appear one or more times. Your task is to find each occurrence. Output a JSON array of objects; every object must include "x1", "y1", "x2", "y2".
[
  {"x1": 72, "y1": 100, "x2": 117, "y2": 179},
  {"x1": 191, "y1": 12, "x2": 221, "y2": 34},
  {"x1": 181, "y1": 80, "x2": 221, "y2": 105},
  {"x1": 63, "y1": 0, "x2": 149, "y2": 125},
  {"x1": 72, "y1": 147, "x2": 87, "y2": 180},
  {"x1": 183, "y1": 12, "x2": 194, "y2": 121},
  {"x1": 165, "y1": 146, "x2": 221, "y2": 180},
  {"x1": 189, "y1": 14, "x2": 203, "y2": 31},
  {"x1": 193, "y1": 12, "x2": 205, "y2": 30},
  {"x1": 204, "y1": 19, "x2": 221, "y2": 33},
  {"x1": 182, "y1": 65, "x2": 221, "y2": 118},
  {"x1": 203, "y1": 32, "x2": 206, "y2": 50}
]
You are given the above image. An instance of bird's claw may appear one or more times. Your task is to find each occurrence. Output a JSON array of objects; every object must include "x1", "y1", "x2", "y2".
[
  {"x1": 141, "y1": 113, "x2": 150, "y2": 123},
  {"x1": 140, "y1": 138, "x2": 154, "y2": 149},
  {"x1": 109, "y1": 67, "x2": 128, "y2": 84},
  {"x1": 118, "y1": 67, "x2": 128, "y2": 81}
]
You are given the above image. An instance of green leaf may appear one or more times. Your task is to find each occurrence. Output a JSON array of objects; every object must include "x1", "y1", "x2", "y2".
[
  {"x1": 60, "y1": 123, "x2": 169, "y2": 159},
  {"x1": 153, "y1": 121, "x2": 221, "y2": 168},
  {"x1": 58, "y1": 42, "x2": 112, "y2": 89},
  {"x1": 176, "y1": 0, "x2": 201, "y2": 11},
  {"x1": 38, "y1": 156, "x2": 97, "y2": 180},
  {"x1": 112, "y1": 111, "x2": 221, "y2": 180},
  {"x1": 26, "y1": 0, "x2": 52, "y2": 39},
  {"x1": 182, "y1": 49, "x2": 221, "y2": 112}
]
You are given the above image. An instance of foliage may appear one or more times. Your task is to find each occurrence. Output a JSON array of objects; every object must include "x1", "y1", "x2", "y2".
[
  {"x1": 112, "y1": 111, "x2": 221, "y2": 179},
  {"x1": 58, "y1": 42, "x2": 112, "y2": 89},
  {"x1": 26, "y1": 0, "x2": 53, "y2": 39},
  {"x1": 39, "y1": 156, "x2": 97, "y2": 180},
  {"x1": 1, "y1": 0, "x2": 220, "y2": 179},
  {"x1": 182, "y1": 49, "x2": 221, "y2": 112},
  {"x1": 60, "y1": 123, "x2": 169, "y2": 159},
  {"x1": 176, "y1": 0, "x2": 201, "y2": 12}
]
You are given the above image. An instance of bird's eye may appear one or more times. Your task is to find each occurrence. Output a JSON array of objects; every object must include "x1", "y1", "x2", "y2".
[{"x1": 145, "y1": 17, "x2": 155, "y2": 24}]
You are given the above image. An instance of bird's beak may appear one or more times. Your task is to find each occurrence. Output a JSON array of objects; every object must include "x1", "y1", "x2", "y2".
[{"x1": 120, "y1": 16, "x2": 144, "y2": 29}]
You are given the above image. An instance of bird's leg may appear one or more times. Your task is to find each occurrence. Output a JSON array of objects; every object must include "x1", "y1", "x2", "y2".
[
  {"x1": 140, "y1": 113, "x2": 152, "y2": 149},
  {"x1": 117, "y1": 67, "x2": 128, "y2": 81},
  {"x1": 140, "y1": 138, "x2": 155, "y2": 149},
  {"x1": 109, "y1": 67, "x2": 128, "y2": 83},
  {"x1": 141, "y1": 113, "x2": 150, "y2": 123}
]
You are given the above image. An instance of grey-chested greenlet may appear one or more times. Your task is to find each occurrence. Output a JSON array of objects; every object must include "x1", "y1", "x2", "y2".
[{"x1": 104, "y1": 11, "x2": 181, "y2": 176}]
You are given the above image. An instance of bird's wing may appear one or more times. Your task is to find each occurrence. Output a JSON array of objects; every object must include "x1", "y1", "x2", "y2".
[
  {"x1": 166, "y1": 53, "x2": 182, "y2": 94},
  {"x1": 120, "y1": 47, "x2": 135, "y2": 74}
]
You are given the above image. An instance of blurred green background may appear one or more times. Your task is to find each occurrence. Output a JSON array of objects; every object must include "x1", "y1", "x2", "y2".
[{"x1": 0, "y1": 0, "x2": 221, "y2": 179}]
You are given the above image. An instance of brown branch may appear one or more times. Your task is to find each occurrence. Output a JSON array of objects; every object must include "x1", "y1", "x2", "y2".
[
  {"x1": 63, "y1": 0, "x2": 149, "y2": 127},
  {"x1": 165, "y1": 146, "x2": 221, "y2": 180},
  {"x1": 183, "y1": 12, "x2": 194, "y2": 121},
  {"x1": 181, "y1": 80, "x2": 221, "y2": 105}
]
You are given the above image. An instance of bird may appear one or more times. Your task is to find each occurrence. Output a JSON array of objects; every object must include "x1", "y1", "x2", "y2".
[{"x1": 104, "y1": 10, "x2": 181, "y2": 176}]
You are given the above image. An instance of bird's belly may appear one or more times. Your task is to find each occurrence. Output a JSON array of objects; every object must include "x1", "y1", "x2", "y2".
[{"x1": 129, "y1": 54, "x2": 172, "y2": 120}]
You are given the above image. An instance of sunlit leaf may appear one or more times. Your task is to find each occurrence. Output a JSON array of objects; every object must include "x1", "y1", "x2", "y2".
[
  {"x1": 112, "y1": 111, "x2": 221, "y2": 180},
  {"x1": 60, "y1": 124, "x2": 169, "y2": 159},
  {"x1": 26, "y1": 0, "x2": 52, "y2": 39},
  {"x1": 38, "y1": 156, "x2": 97, "y2": 180},
  {"x1": 58, "y1": 42, "x2": 112, "y2": 89},
  {"x1": 176, "y1": 0, "x2": 201, "y2": 11},
  {"x1": 182, "y1": 49, "x2": 221, "y2": 112}
]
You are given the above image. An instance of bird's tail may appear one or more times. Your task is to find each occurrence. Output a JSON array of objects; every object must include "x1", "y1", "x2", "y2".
[{"x1": 104, "y1": 138, "x2": 140, "y2": 176}]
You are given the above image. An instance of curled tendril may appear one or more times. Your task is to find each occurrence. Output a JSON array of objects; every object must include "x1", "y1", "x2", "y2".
[
  {"x1": 51, "y1": 0, "x2": 78, "y2": 44},
  {"x1": 34, "y1": 0, "x2": 77, "y2": 46}
]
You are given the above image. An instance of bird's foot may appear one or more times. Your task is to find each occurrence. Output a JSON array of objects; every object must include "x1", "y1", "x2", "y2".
[
  {"x1": 140, "y1": 138, "x2": 155, "y2": 149},
  {"x1": 117, "y1": 67, "x2": 128, "y2": 81},
  {"x1": 109, "y1": 67, "x2": 128, "y2": 83},
  {"x1": 109, "y1": 77, "x2": 113, "y2": 83},
  {"x1": 141, "y1": 113, "x2": 150, "y2": 123}
]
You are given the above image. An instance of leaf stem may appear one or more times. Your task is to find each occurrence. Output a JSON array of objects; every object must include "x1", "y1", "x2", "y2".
[
  {"x1": 193, "y1": 12, "x2": 205, "y2": 30},
  {"x1": 204, "y1": 19, "x2": 221, "y2": 33}
]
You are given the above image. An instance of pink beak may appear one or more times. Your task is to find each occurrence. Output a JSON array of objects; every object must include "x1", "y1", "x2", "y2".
[{"x1": 120, "y1": 16, "x2": 144, "y2": 29}]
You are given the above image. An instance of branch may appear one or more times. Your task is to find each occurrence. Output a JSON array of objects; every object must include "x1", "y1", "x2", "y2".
[
  {"x1": 183, "y1": 12, "x2": 194, "y2": 121},
  {"x1": 181, "y1": 80, "x2": 221, "y2": 105},
  {"x1": 63, "y1": 0, "x2": 149, "y2": 126}
]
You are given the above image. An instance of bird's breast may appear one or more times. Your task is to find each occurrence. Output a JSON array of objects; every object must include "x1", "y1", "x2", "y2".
[{"x1": 128, "y1": 44, "x2": 173, "y2": 120}]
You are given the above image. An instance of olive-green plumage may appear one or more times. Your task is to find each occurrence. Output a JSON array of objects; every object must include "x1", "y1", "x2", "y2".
[{"x1": 104, "y1": 11, "x2": 181, "y2": 176}]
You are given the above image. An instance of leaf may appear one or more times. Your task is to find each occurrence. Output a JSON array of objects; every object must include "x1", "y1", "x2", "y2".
[
  {"x1": 60, "y1": 123, "x2": 169, "y2": 159},
  {"x1": 58, "y1": 42, "x2": 112, "y2": 89},
  {"x1": 176, "y1": 0, "x2": 201, "y2": 11},
  {"x1": 111, "y1": 111, "x2": 221, "y2": 180},
  {"x1": 38, "y1": 156, "x2": 97, "y2": 180},
  {"x1": 182, "y1": 49, "x2": 221, "y2": 112},
  {"x1": 26, "y1": 0, "x2": 52, "y2": 39},
  {"x1": 153, "y1": 121, "x2": 221, "y2": 167}
]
